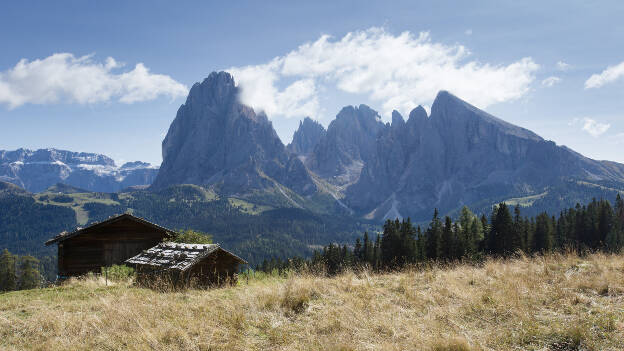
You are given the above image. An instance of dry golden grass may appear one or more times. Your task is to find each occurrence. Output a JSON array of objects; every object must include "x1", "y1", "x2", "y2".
[{"x1": 1, "y1": 252, "x2": 624, "y2": 350}]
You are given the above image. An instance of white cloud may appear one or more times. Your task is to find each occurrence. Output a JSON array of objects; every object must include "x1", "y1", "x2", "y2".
[
  {"x1": 556, "y1": 61, "x2": 571, "y2": 71},
  {"x1": 465, "y1": 29, "x2": 473, "y2": 36},
  {"x1": 541, "y1": 76, "x2": 561, "y2": 87},
  {"x1": 585, "y1": 61, "x2": 624, "y2": 89},
  {"x1": 0, "y1": 53, "x2": 188, "y2": 109},
  {"x1": 227, "y1": 28, "x2": 539, "y2": 119},
  {"x1": 571, "y1": 117, "x2": 611, "y2": 137}
]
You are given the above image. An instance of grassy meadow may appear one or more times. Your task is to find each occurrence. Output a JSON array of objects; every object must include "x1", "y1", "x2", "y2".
[{"x1": 1, "y1": 252, "x2": 623, "y2": 350}]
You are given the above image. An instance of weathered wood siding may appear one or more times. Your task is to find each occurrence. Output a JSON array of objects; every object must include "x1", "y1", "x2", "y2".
[
  {"x1": 134, "y1": 249, "x2": 242, "y2": 289},
  {"x1": 58, "y1": 218, "x2": 168, "y2": 276},
  {"x1": 188, "y1": 249, "x2": 241, "y2": 286}
]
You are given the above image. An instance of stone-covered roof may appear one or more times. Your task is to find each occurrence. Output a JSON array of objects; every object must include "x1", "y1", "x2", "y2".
[
  {"x1": 45, "y1": 213, "x2": 177, "y2": 246},
  {"x1": 125, "y1": 242, "x2": 247, "y2": 271}
]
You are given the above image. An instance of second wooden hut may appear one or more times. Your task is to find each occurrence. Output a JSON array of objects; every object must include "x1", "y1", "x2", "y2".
[{"x1": 125, "y1": 242, "x2": 247, "y2": 289}]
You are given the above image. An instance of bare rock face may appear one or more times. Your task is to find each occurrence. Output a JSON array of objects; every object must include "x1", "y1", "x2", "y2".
[
  {"x1": 345, "y1": 91, "x2": 624, "y2": 220},
  {"x1": 149, "y1": 73, "x2": 624, "y2": 221},
  {"x1": 0, "y1": 148, "x2": 157, "y2": 193},
  {"x1": 287, "y1": 117, "x2": 326, "y2": 156},
  {"x1": 151, "y1": 72, "x2": 316, "y2": 195},
  {"x1": 305, "y1": 105, "x2": 385, "y2": 187}
]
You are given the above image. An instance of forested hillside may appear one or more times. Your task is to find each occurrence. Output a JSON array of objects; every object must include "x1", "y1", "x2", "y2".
[
  {"x1": 0, "y1": 183, "x2": 373, "y2": 278},
  {"x1": 263, "y1": 194, "x2": 624, "y2": 275},
  {"x1": 1, "y1": 176, "x2": 623, "y2": 282}
]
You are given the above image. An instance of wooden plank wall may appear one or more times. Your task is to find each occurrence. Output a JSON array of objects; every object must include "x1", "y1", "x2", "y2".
[
  {"x1": 133, "y1": 250, "x2": 243, "y2": 289},
  {"x1": 58, "y1": 219, "x2": 168, "y2": 276}
]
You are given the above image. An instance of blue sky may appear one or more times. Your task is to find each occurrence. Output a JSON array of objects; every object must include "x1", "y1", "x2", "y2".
[{"x1": 1, "y1": 1, "x2": 623, "y2": 165}]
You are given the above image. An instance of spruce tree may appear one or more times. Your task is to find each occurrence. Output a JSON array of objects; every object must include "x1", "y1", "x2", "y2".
[
  {"x1": 533, "y1": 212, "x2": 554, "y2": 253},
  {"x1": 606, "y1": 194, "x2": 624, "y2": 252},
  {"x1": 415, "y1": 226, "x2": 426, "y2": 261},
  {"x1": 381, "y1": 219, "x2": 399, "y2": 267},
  {"x1": 512, "y1": 205, "x2": 525, "y2": 252},
  {"x1": 363, "y1": 232, "x2": 374, "y2": 266},
  {"x1": 354, "y1": 238, "x2": 363, "y2": 263},
  {"x1": 17, "y1": 255, "x2": 40, "y2": 290},
  {"x1": 426, "y1": 209, "x2": 443, "y2": 260},
  {"x1": 0, "y1": 249, "x2": 17, "y2": 291},
  {"x1": 441, "y1": 216, "x2": 454, "y2": 260},
  {"x1": 374, "y1": 234, "x2": 382, "y2": 269},
  {"x1": 488, "y1": 204, "x2": 514, "y2": 255}
]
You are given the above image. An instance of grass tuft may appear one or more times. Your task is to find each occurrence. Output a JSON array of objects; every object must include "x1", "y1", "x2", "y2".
[{"x1": 1, "y1": 252, "x2": 623, "y2": 350}]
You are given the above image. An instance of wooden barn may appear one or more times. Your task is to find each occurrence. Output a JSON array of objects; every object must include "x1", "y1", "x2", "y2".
[
  {"x1": 45, "y1": 213, "x2": 176, "y2": 278},
  {"x1": 125, "y1": 242, "x2": 247, "y2": 288}
]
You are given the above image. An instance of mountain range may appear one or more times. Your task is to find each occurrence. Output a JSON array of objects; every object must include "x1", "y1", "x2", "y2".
[
  {"x1": 3, "y1": 71, "x2": 624, "y2": 223},
  {"x1": 152, "y1": 71, "x2": 624, "y2": 221},
  {"x1": 0, "y1": 148, "x2": 158, "y2": 193},
  {"x1": 3, "y1": 70, "x2": 624, "y2": 269}
]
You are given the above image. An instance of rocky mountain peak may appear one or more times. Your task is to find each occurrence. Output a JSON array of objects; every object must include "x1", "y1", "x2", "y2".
[
  {"x1": 287, "y1": 117, "x2": 327, "y2": 156},
  {"x1": 151, "y1": 71, "x2": 316, "y2": 197},
  {"x1": 306, "y1": 104, "x2": 385, "y2": 186},
  {"x1": 186, "y1": 71, "x2": 237, "y2": 112},
  {"x1": 391, "y1": 110, "x2": 405, "y2": 128},
  {"x1": 407, "y1": 105, "x2": 428, "y2": 123},
  {"x1": 430, "y1": 90, "x2": 541, "y2": 141}
]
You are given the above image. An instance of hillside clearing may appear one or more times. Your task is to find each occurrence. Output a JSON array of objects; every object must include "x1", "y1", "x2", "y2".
[{"x1": 1, "y1": 253, "x2": 623, "y2": 350}]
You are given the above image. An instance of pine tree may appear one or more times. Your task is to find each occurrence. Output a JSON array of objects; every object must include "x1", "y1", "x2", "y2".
[
  {"x1": 512, "y1": 205, "x2": 525, "y2": 252},
  {"x1": 458, "y1": 207, "x2": 474, "y2": 257},
  {"x1": 363, "y1": 232, "x2": 374, "y2": 266},
  {"x1": 533, "y1": 212, "x2": 554, "y2": 253},
  {"x1": 17, "y1": 255, "x2": 40, "y2": 290},
  {"x1": 374, "y1": 234, "x2": 382, "y2": 269},
  {"x1": 0, "y1": 249, "x2": 17, "y2": 291},
  {"x1": 415, "y1": 226, "x2": 426, "y2": 261},
  {"x1": 488, "y1": 203, "x2": 514, "y2": 255},
  {"x1": 598, "y1": 200, "x2": 614, "y2": 246},
  {"x1": 399, "y1": 218, "x2": 416, "y2": 265},
  {"x1": 354, "y1": 238, "x2": 363, "y2": 263},
  {"x1": 606, "y1": 194, "x2": 624, "y2": 252},
  {"x1": 426, "y1": 209, "x2": 443, "y2": 259},
  {"x1": 441, "y1": 216, "x2": 454, "y2": 260},
  {"x1": 381, "y1": 219, "x2": 399, "y2": 267}
]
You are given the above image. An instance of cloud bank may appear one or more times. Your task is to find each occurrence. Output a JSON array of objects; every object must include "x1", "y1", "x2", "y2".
[
  {"x1": 585, "y1": 61, "x2": 624, "y2": 89},
  {"x1": 0, "y1": 53, "x2": 188, "y2": 108},
  {"x1": 227, "y1": 28, "x2": 539, "y2": 119}
]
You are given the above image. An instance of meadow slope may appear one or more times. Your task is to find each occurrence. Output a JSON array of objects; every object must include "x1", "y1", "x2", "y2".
[{"x1": 1, "y1": 253, "x2": 623, "y2": 350}]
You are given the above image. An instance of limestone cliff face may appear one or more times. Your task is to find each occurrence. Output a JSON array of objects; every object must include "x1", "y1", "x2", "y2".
[
  {"x1": 305, "y1": 105, "x2": 385, "y2": 186},
  {"x1": 151, "y1": 73, "x2": 624, "y2": 221},
  {"x1": 287, "y1": 117, "x2": 326, "y2": 156},
  {"x1": 151, "y1": 72, "x2": 316, "y2": 195},
  {"x1": 346, "y1": 91, "x2": 624, "y2": 220}
]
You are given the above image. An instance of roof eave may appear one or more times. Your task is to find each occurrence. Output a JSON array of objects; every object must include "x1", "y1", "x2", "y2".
[{"x1": 44, "y1": 213, "x2": 178, "y2": 246}]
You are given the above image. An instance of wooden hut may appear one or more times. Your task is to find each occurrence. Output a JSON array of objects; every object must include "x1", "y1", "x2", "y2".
[
  {"x1": 125, "y1": 242, "x2": 247, "y2": 288},
  {"x1": 45, "y1": 213, "x2": 176, "y2": 278}
]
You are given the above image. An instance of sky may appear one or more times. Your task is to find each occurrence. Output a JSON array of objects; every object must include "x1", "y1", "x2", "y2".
[{"x1": 1, "y1": 1, "x2": 624, "y2": 165}]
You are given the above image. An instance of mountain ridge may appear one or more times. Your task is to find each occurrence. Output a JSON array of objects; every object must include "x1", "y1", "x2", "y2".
[
  {"x1": 151, "y1": 72, "x2": 318, "y2": 197},
  {"x1": 0, "y1": 148, "x2": 158, "y2": 193}
]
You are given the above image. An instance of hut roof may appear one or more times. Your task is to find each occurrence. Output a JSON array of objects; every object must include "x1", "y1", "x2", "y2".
[
  {"x1": 45, "y1": 213, "x2": 177, "y2": 246},
  {"x1": 125, "y1": 242, "x2": 247, "y2": 271}
]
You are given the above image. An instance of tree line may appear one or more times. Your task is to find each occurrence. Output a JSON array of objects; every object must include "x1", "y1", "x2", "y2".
[
  {"x1": 0, "y1": 249, "x2": 42, "y2": 292},
  {"x1": 259, "y1": 195, "x2": 624, "y2": 275}
]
